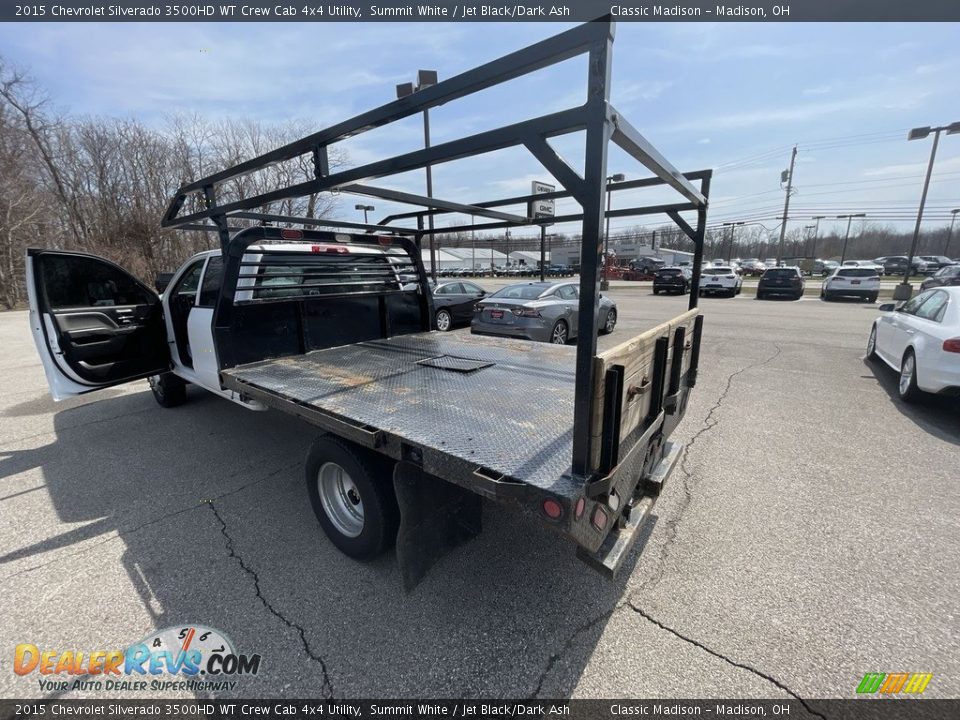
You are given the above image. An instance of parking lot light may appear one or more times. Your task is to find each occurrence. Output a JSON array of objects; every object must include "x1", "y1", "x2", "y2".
[
  {"x1": 354, "y1": 204, "x2": 375, "y2": 224},
  {"x1": 721, "y1": 222, "x2": 745, "y2": 262},
  {"x1": 900, "y1": 121, "x2": 960, "y2": 299},
  {"x1": 837, "y1": 213, "x2": 866, "y2": 264},
  {"x1": 946, "y1": 209, "x2": 959, "y2": 256}
]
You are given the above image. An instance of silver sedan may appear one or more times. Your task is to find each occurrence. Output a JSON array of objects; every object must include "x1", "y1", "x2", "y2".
[{"x1": 470, "y1": 281, "x2": 617, "y2": 344}]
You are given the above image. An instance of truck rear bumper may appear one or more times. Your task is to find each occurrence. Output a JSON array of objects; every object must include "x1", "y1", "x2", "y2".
[{"x1": 576, "y1": 441, "x2": 682, "y2": 577}]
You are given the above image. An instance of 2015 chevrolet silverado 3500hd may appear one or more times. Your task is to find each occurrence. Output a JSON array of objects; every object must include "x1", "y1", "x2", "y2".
[{"x1": 26, "y1": 18, "x2": 712, "y2": 589}]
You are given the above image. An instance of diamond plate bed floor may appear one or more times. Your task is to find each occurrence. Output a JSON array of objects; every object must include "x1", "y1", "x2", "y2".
[{"x1": 221, "y1": 332, "x2": 581, "y2": 495}]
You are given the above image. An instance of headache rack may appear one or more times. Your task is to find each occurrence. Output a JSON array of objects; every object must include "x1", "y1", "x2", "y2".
[{"x1": 161, "y1": 16, "x2": 711, "y2": 486}]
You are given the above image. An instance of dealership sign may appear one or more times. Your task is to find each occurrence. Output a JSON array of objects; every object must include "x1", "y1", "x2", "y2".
[{"x1": 528, "y1": 181, "x2": 555, "y2": 220}]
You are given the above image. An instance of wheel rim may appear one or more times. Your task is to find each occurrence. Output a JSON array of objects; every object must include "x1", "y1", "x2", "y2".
[
  {"x1": 149, "y1": 375, "x2": 163, "y2": 400},
  {"x1": 867, "y1": 328, "x2": 876, "y2": 356},
  {"x1": 552, "y1": 323, "x2": 567, "y2": 344},
  {"x1": 899, "y1": 354, "x2": 915, "y2": 396},
  {"x1": 605, "y1": 310, "x2": 617, "y2": 332},
  {"x1": 317, "y1": 462, "x2": 364, "y2": 537},
  {"x1": 436, "y1": 311, "x2": 451, "y2": 331}
]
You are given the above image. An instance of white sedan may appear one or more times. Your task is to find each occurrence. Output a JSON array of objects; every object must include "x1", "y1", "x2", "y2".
[{"x1": 867, "y1": 287, "x2": 960, "y2": 401}]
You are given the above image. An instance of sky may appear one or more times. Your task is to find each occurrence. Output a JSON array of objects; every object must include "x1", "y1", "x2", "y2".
[{"x1": 0, "y1": 20, "x2": 958, "y2": 244}]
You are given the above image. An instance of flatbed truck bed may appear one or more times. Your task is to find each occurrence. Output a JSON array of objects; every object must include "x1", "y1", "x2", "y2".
[{"x1": 222, "y1": 331, "x2": 584, "y2": 498}]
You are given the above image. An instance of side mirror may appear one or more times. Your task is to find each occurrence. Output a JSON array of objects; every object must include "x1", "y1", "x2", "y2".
[{"x1": 878, "y1": 303, "x2": 896, "y2": 312}]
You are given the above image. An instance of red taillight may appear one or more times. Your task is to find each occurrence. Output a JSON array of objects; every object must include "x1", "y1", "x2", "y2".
[
  {"x1": 943, "y1": 338, "x2": 960, "y2": 353},
  {"x1": 280, "y1": 229, "x2": 303, "y2": 240},
  {"x1": 377, "y1": 236, "x2": 392, "y2": 246},
  {"x1": 512, "y1": 306, "x2": 541, "y2": 318},
  {"x1": 575, "y1": 497, "x2": 585, "y2": 519},
  {"x1": 542, "y1": 499, "x2": 563, "y2": 520},
  {"x1": 311, "y1": 244, "x2": 348, "y2": 254}
]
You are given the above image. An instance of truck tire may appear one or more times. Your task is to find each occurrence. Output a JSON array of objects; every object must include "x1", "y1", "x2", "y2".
[
  {"x1": 148, "y1": 372, "x2": 187, "y2": 408},
  {"x1": 305, "y1": 436, "x2": 399, "y2": 560}
]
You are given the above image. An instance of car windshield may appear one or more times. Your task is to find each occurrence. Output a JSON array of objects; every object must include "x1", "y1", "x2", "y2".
[
  {"x1": 837, "y1": 268, "x2": 877, "y2": 277},
  {"x1": 764, "y1": 269, "x2": 797, "y2": 278},
  {"x1": 709, "y1": 267, "x2": 733, "y2": 274},
  {"x1": 489, "y1": 284, "x2": 547, "y2": 300},
  {"x1": 657, "y1": 269, "x2": 682, "y2": 276}
]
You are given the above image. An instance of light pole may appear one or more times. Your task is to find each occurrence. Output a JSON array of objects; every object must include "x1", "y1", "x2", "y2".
[
  {"x1": 396, "y1": 70, "x2": 439, "y2": 279},
  {"x1": 837, "y1": 213, "x2": 866, "y2": 264},
  {"x1": 600, "y1": 173, "x2": 625, "y2": 290},
  {"x1": 946, "y1": 208, "x2": 959, "y2": 256},
  {"x1": 721, "y1": 222, "x2": 744, "y2": 263},
  {"x1": 809, "y1": 215, "x2": 826, "y2": 258},
  {"x1": 354, "y1": 204, "x2": 375, "y2": 224},
  {"x1": 898, "y1": 121, "x2": 960, "y2": 299}
]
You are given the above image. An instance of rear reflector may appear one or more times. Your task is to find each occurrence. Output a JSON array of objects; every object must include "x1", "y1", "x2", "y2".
[
  {"x1": 575, "y1": 497, "x2": 585, "y2": 519},
  {"x1": 280, "y1": 229, "x2": 303, "y2": 240},
  {"x1": 943, "y1": 338, "x2": 960, "y2": 353},
  {"x1": 592, "y1": 507, "x2": 607, "y2": 531},
  {"x1": 377, "y1": 236, "x2": 393, "y2": 246},
  {"x1": 542, "y1": 499, "x2": 563, "y2": 520},
  {"x1": 311, "y1": 244, "x2": 349, "y2": 254}
]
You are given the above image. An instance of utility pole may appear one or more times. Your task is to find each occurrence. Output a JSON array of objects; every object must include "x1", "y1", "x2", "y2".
[
  {"x1": 776, "y1": 145, "x2": 798, "y2": 264},
  {"x1": 837, "y1": 213, "x2": 866, "y2": 264},
  {"x1": 810, "y1": 215, "x2": 826, "y2": 258}
]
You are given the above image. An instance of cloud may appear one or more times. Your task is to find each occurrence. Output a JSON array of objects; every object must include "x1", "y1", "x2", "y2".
[
  {"x1": 697, "y1": 138, "x2": 711, "y2": 145},
  {"x1": 802, "y1": 84, "x2": 834, "y2": 96},
  {"x1": 863, "y1": 156, "x2": 960, "y2": 178},
  {"x1": 617, "y1": 80, "x2": 673, "y2": 104}
]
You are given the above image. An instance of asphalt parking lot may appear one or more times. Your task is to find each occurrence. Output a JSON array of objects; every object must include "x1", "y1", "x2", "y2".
[{"x1": 1, "y1": 285, "x2": 957, "y2": 705}]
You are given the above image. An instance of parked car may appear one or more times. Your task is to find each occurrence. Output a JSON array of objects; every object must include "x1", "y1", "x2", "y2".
[
  {"x1": 699, "y1": 265, "x2": 742, "y2": 298},
  {"x1": 821, "y1": 267, "x2": 880, "y2": 302},
  {"x1": 629, "y1": 256, "x2": 665, "y2": 275},
  {"x1": 820, "y1": 260, "x2": 840, "y2": 276},
  {"x1": 740, "y1": 258, "x2": 765, "y2": 276},
  {"x1": 652, "y1": 266, "x2": 692, "y2": 295},
  {"x1": 843, "y1": 259, "x2": 885, "y2": 275},
  {"x1": 875, "y1": 256, "x2": 909, "y2": 276},
  {"x1": 471, "y1": 281, "x2": 617, "y2": 344},
  {"x1": 431, "y1": 280, "x2": 488, "y2": 331},
  {"x1": 867, "y1": 288, "x2": 960, "y2": 401},
  {"x1": 921, "y1": 264, "x2": 960, "y2": 291},
  {"x1": 917, "y1": 255, "x2": 955, "y2": 275},
  {"x1": 757, "y1": 266, "x2": 804, "y2": 300}
]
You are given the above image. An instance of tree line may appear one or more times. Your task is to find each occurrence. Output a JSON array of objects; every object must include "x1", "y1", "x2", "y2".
[{"x1": 0, "y1": 57, "x2": 341, "y2": 309}]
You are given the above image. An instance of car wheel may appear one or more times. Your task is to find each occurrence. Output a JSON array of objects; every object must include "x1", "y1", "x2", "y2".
[
  {"x1": 435, "y1": 309, "x2": 452, "y2": 332},
  {"x1": 866, "y1": 324, "x2": 879, "y2": 362},
  {"x1": 867, "y1": 293, "x2": 878, "y2": 303},
  {"x1": 305, "y1": 436, "x2": 399, "y2": 560},
  {"x1": 601, "y1": 308, "x2": 617, "y2": 334},
  {"x1": 823, "y1": 292, "x2": 833, "y2": 301},
  {"x1": 756, "y1": 291, "x2": 765, "y2": 300},
  {"x1": 653, "y1": 288, "x2": 660, "y2": 295},
  {"x1": 148, "y1": 372, "x2": 187, "y2": 408},
  {"x1": 898, "y1": 350, "x2": 923, "y2": 403},
  {"x1": 550, "y1": 319, "x2": 569, "y2": 345}
]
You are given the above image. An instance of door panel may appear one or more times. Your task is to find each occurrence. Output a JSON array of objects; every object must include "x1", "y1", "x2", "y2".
[{"x1": 27, "y1": 249, "x2": 170, "y2": 400}]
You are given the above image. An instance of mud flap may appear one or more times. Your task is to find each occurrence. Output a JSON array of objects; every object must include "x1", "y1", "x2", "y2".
[{"x1": 393, "y1": 461, "x2": 482, "y2": 592}]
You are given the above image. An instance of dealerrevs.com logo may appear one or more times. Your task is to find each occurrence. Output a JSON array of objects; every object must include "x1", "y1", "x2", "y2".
[
  {"x1": 14, "y1": 625, "x2": 261, "y2": 693},
  {"x1": 856, "y1": 673, "x2": 933, "y2": 694}
]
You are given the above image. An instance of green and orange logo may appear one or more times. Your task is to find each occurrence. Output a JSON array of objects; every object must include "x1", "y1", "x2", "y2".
[{"x1": 856, "y1": 673, "x2": 932, "y2": 694}]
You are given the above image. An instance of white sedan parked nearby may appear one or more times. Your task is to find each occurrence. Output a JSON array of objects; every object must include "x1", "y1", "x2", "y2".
[{"x1": 867, "y1": 287, "x2": 960, "y2": 401}]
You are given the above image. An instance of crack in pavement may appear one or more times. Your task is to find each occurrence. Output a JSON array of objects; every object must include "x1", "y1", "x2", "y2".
[
  {"x1": 530, "y1": 344, "x2": 787, "y2": 700},
  {"x1": 627, "y1": 602, "x2": 827, "y2": 720},
  {"x1": 207, "y1": 500, "x2": 334, "y2": 699},
  {"x1": 0, "y1": 461, "x2": 298, "y2": 583},
  {"x1": 529, "y1": 603, "x2": 628, "y2": 699},
  {"x1": 637, "y1": 343, "x2": 783, "y2": 595}
]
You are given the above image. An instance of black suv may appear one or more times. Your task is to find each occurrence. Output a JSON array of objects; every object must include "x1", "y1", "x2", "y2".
[
  {"x1": 652, "y1": 267, "x2": 692, "y2": 295},
  {"x1": 757, "y1": 266, "x2": 805, "y2": 300}
]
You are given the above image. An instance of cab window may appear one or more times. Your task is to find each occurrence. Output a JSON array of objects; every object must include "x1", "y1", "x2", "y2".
[
  {"x1": 198, "y1": 256, "x2": 224, "y2": 307},
  {"x1": 41, "y1": 255, "x2": 153, "y2": 310}
]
